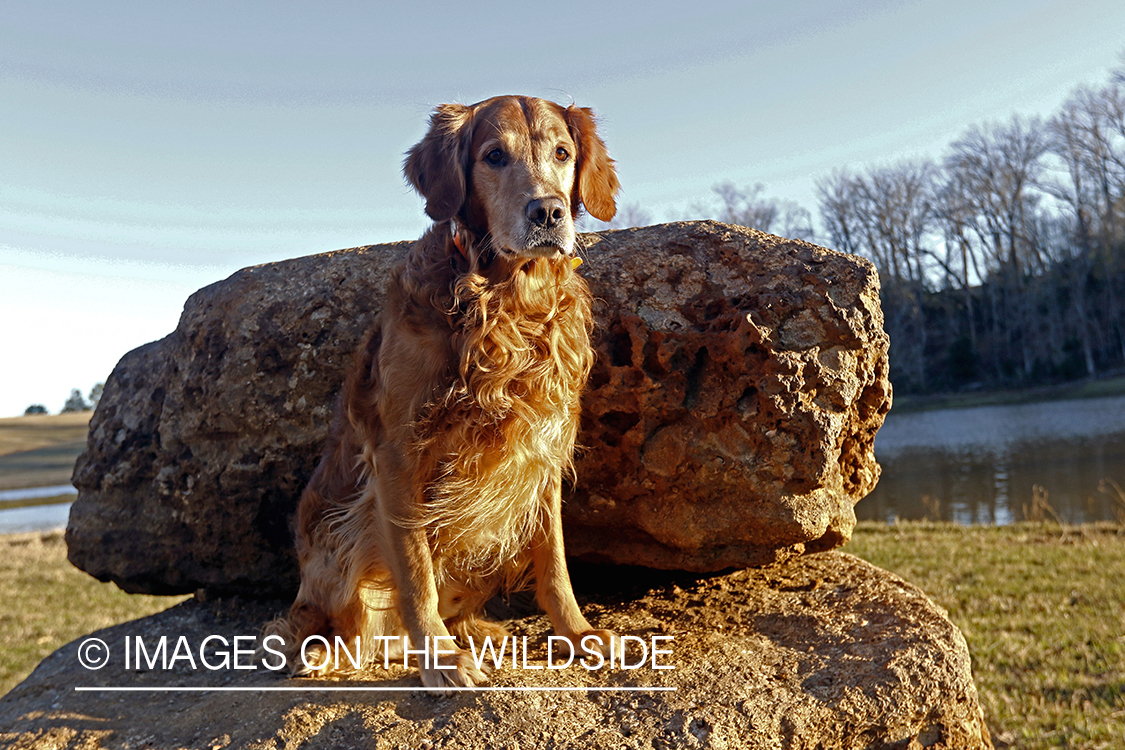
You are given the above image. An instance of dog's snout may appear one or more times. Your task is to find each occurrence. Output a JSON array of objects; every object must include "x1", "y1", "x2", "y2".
[{"x1": 525, "y1": 197, "x2": 567, "y2": 228}]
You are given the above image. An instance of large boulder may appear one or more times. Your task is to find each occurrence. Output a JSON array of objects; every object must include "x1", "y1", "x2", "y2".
[
  {"x1": 0, "y1": 553, "x2": 990, "y2": 749},
  {"x1": 68, "y1": 221, "x2": 891, "y2": 597}
]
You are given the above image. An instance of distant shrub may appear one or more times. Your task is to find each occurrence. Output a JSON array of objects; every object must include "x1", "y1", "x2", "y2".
[
  {"x1": 23, "y1": 404, "x2": 48, "y2": 416},
  {"x1": 61, "y1": 389, "x2": 91, "y2": 413}
]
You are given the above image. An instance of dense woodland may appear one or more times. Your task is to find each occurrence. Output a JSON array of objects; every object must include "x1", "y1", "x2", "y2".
[{"x1": 605, "y1": 64, "x2": 1125, "y2": 396}]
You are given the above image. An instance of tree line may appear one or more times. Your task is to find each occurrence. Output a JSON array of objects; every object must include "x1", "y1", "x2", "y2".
[
  {"x1": 24, "y1": 383, "x2": 103, "y2": 416},
  {"x1": 816, "y1": 70, "x2": 1125, "y2": 393},
  {"x1": 596, "y1": 62, "x2": 1125, "y2": 395}
]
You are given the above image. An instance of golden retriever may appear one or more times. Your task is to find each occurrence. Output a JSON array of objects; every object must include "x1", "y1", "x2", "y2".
[{"x1": 268, "y1": 95, "x2": 620, "y2": 688}]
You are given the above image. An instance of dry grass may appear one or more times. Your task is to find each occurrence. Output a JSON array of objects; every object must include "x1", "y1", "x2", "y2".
[
  {"x1": 849, "y1": 521, "x2": 1125, "y2": 750},
  {"x1": 0, "y1": 413, "x2": 91, "y2": 457},
  {"x1": 0, "y1": 413, "x2": 91, "y2": 491},
  {"x1": 0, "y1": 444, "x2": 88, "y2": 492},
  {"x1": 0, "y1": 530, "x2": 186, "y2": 696}
]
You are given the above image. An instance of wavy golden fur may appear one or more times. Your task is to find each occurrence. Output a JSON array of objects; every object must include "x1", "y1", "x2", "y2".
[{"x1": 267, "y1": 95, "x2": 620, "y2": 688}]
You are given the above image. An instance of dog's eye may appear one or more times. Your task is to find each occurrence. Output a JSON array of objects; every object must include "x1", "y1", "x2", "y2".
[
  {"x1": 555, "y1": 146, "x2": 570, "y2": 162},
  {"x1": 485, "y1": 148, "x2": 505, "y2": 166}
]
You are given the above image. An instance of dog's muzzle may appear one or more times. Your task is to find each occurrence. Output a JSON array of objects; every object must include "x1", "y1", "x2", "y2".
[{"x1": 516, "y1": 196, "x2": 574, "y2": 258}]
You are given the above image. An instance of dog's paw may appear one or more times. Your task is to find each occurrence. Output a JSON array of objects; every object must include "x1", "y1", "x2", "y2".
[
  {"x1": 552, "y1": 628, "x2": 618, "y2": 661},
  {"x1": 448, "y1": 614, "x2": 510, "y2": 647},
  {"x1": 291, "y1": 639, "x2": 331, "y2": 678},
  {"x1": 420, "y1": 648, "x2": 490, "y2": 692}
]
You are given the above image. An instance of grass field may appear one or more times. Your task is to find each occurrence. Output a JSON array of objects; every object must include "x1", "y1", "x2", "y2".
[
  {"x1": 848, "y1": 522, "x2": 1125, "y2": 749},
  {"x1": 0, "y1": 413, "x2": 91, "y2": 457},
  {"x1": 0, "y1": 412, "x2": 91, "y2": 491},
  {"x1": 0, "y1": 530, "x2": 188, "y2": 695},
  {"x1": 0, "y1": 523, "x2": 1121, "y2": 748}
]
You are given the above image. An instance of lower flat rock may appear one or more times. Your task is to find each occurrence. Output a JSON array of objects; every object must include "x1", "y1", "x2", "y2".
[{"x1": 0, "y1": 553, "x2": 991, "y2": 749}]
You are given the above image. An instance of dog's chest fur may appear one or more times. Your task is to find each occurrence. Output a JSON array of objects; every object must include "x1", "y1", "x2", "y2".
[{"x1": 405, "y1": 249, "x2": 594, "y2": 569}]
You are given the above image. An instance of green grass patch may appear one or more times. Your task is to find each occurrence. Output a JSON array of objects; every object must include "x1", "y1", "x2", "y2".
[
  {"x1": 0, "y1": 530, "x2": 187, "y2": 696},
  {"x1": 848, "y1": 521, "x2": 1125, "y2": 749}
]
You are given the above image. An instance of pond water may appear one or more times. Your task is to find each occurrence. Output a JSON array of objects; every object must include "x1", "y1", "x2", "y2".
[
  {"x1": 0, "y1": 485, "x2": 77, "y2": 534},
  {"x1": 858, "y1": 395, "x2": 1125, "y2": 525},
  {"x1": 0, "y1": 485, "x2": 76, "y2": 503},
  {"x1": 3, "y1": 397, "x2": 1122, "y2": 532},
  {"x1": 0, "y1": 501, "x2": 73, "y2": 534}
]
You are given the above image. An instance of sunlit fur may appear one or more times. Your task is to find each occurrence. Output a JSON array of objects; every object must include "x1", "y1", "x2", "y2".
[{"x1": 266, "y1": 96, "x2": 618, "y2": 689}]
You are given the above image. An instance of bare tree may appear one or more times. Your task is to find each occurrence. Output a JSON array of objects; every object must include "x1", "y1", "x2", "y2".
[
  {"x1": 710, "y1": 181, "x2": 778, "y2": 231},
  {"x1": 944, "y1": 116, "x2": 1048, "y2": 376},
  {"x1": 580, "y1": 202, "x2": 655, "y2": 232},
  {"x1": 1112, "y1": 50, "x2": 1125, "y2": 85},
  {"x1": 701, "y1": 182, "x2": 815, "y2": 241},
  {"x1": 816, "y1": 161, "x2": 938, "y2": 390},
  {"x1": 779, "y1": 204, "x2": 816, "y2": 242},
  {"x1": 818, "y1": 163, "x2": 937, "y2": 276},
  {"x1": 944, "y1": 116, "x2": 1047, "y2": 277},
  {"x1": 1047, "y1": 86, "x2": 1110, "y2": 375},
  {"x1": 817, "y1": 169, "x2": 864, "y2": 256},
  {"x1": 858, "y1": 161, "x2": 937, "y2": 283}
]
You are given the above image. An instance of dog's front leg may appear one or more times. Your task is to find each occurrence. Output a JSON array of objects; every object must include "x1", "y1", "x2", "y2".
[
  {"x1": 532, "y1": 469, "x2": 616, "y2": 661},
  {"x1": 374, "y1": 453, "x2": 488, "y2": 690}
]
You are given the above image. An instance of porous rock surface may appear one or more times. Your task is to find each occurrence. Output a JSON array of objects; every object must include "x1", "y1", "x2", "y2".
[
  {"x1": 67, "y1": 221, "x2": 891, "y2": 597},
  {"x1": 0, "y1": 553, "x2": 990, "y2": 749}
]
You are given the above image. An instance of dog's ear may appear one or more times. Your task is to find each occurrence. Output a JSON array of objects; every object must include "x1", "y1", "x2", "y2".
[
  {"x1": 403, "y1": 103, "x2": 474, "y2": 222},
  {"x1": 564, "y1": 105, "x2": 619, "y2": 223}
]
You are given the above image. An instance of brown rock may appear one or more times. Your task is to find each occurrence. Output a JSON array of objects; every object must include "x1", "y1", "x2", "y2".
[
  {"x1": 568, "y1": 222, "x2": 890, "y2": 571},
  {"x1": 0, "y1": 553, "x2": 990, "y2": 749},
  {"x1": 67, "y1": 221, "x2": 891, "y2": 596}
]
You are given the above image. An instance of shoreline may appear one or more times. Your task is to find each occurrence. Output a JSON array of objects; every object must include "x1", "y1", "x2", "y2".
[{"x1": 889, "y1": 373, "x2": 1125, "y2": 413}]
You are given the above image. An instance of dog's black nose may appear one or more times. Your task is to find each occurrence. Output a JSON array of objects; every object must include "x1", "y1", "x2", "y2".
[{"x1": 526, "y1": 197, "x2": 567, "y2": 228}]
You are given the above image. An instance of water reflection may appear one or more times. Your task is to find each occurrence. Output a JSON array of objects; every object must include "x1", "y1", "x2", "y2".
[
  {"x1": 859, "y1": 395, "x2": 1125, "y2": 524},
  {"x1": 0, "y1": 502, "x2": 73, "y2": 534}
]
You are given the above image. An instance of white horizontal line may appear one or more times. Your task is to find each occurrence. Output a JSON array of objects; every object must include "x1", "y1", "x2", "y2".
[
  {"x1": 75, "y1": 686, "x2": 676, "y2": 693},
  {"x1": 0, "y1": 484, "x2": 76, "y2": 503}
]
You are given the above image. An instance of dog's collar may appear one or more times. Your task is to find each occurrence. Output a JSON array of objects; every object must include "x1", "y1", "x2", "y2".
[{"x1": 450, "y1": 221, "x2": 468, "y2": 260}]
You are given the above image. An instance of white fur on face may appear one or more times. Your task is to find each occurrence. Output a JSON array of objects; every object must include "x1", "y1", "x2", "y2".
[{"x1": 470, "y1": 103, "x2": 578, "y2": 258}]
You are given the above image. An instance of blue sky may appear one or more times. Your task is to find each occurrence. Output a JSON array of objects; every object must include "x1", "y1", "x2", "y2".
[{"x1": 2, "y1": 0, "x2": 1124, "y2": 417}]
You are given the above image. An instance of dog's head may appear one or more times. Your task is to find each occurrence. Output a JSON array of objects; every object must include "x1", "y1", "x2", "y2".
[{"x1": 404, "y1": 96, "x2": 619, "y2": 261}]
